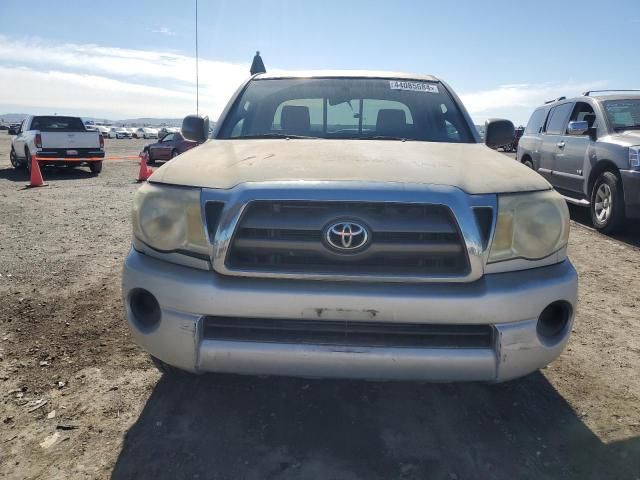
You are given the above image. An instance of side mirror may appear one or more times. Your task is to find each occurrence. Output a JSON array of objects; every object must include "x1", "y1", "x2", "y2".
[
  {"x1": 182, "y1": 114, "x2": 209, "y2": 142},
  {"x1": 484, "y1": 118, "x2": 515, "y2": 149},
  {"x1": 567, "y1": 120, "x2": 589, "y2": 136}
]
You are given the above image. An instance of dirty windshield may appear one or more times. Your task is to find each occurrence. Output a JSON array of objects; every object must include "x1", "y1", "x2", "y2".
[{"x1": 219, "y1": 78, "x2": 475, "y2": 142}]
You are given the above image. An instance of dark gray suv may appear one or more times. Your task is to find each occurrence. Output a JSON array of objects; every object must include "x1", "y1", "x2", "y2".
[{"x1": 518, "y1": 92, "x2": 640, "y2": 233}]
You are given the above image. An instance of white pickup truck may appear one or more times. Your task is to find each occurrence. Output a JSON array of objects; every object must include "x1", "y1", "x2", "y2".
[{"x1": 10, "y1": 115, "x2": 105, "y2": 174}]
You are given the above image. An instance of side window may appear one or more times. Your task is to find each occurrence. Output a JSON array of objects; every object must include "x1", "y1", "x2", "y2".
[
  {"x1": 228, "y1": 100, "x2": 252, "y2": 138},
  {"x1": 525, "y1": 108, "x2": 547, "y2": 135},
  {"x1": 230, "y1": 118, "x2": 245, "y2": 137},
  {"x1": 162, "y1": 134, "x2": 175, "y2": 142},
  {"x1": 545, "y1": 103, "x2": 574, "y2": 135},
  {"x1": 444, "y1": 120, "x2": 460, "y2": 141},
  {"x1": 567, "y1": 102, "x2": 597, "y2": 132}
]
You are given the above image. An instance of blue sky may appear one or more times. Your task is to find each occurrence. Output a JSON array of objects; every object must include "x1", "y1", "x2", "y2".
[{"x1": 0, "y1": 0, "x2": 638, "y2": 123}]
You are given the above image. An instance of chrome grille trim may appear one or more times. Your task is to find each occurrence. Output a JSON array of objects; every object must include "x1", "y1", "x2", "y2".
[
  {"x1": 227, "y1": 201, "x2": 470, "y2": 276},
  {"x1": 201, "y1": 181, "x2": 497, "y2": 283}
]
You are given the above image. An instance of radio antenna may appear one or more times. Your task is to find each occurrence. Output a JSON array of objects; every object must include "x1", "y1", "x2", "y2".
[{"x1": 195, "y1": 0, "x2": 199, "y2": 115}]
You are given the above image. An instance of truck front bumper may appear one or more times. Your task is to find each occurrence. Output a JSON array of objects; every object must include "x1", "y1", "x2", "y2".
[
  {"x1": 122, "y1": 249, "x2": 578, "y2": 382},
  {"x1": 621, "y1": 169, "x2": 640, "y2": 219}
]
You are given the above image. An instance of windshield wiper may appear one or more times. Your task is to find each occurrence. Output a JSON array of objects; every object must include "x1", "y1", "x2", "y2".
[
  {"x1": 237, "y1": 133, "x2": 317, "y2": 139},
  {"x1": 613, "y1": 125, "x2": 640, "y2": 131}
]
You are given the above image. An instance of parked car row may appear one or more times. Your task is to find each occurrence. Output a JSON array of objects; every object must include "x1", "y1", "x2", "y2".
[
  {"x1": 517, "y1": 90, "x2": 640, "y2": 233},
  {"x1": 7, "y1": 112, "x2": 204, "y2": 175}
]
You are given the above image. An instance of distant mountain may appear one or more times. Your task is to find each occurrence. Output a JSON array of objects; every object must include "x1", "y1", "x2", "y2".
[
  {"x1": 0, "y1": 114, "x2": 213, "y2": 128},
  {"x1": 0, "y1": 113, "x2": 28, "y2": 123}
]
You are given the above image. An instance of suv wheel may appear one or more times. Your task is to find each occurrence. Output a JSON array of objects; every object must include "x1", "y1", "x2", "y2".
[
  {"x1": 590, "y1": 171, "x2": 625, "y2": 234},
  {"x1": 523, "y1": 158, "x2": 534, "y2": 169}
]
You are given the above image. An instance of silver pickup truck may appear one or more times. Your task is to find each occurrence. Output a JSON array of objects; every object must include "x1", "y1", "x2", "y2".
[{"x1": 122, "y1": 71, "x2": 578, "y2": 382}]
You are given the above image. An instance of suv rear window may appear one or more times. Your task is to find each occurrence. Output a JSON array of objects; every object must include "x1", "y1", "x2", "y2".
[
  {"x1": 219, "y1": 78, "x2": 474, "y2": 143},
  {"x1": 31, "y1": 116, "x2": 86, "y2": 132},
  {"x1": 525, "y1": 108, "x2": 547, "y2": 134}
]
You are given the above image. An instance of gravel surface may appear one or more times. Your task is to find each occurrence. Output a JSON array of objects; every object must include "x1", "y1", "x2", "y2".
[{"x1": 0, "y1": 134, "x2": 639, "y2": 479}]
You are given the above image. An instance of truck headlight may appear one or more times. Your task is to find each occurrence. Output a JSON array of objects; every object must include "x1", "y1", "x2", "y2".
[
  {"x1": 132, "y1": 182, "x2": 208, "y2": 256},
  {"x1": 630, "y1": 146, "x2": 640, "y2": 169},
  {"x1": 488, "y1": 190, "x2": 569, "y2": 263}
]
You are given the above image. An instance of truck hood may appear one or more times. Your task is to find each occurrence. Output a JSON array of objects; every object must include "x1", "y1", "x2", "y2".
[
  {"x1": 151, "y1": 139, "x2": 550, "y2": 195},
  {"x1": 605, "y1": 131, "x2": 640, "y2": 147}
]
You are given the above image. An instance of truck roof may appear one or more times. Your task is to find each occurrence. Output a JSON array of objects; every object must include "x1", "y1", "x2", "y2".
[
  {"x1": 254, "y1": 70, "x2": 439, "y2": 82},
  {"x1": 589, "y1": 94, "x2": 640, "y2": 102}
]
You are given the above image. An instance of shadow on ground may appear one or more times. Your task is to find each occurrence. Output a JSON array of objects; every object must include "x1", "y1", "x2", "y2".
[
  {"x1": 0, "y1": 166, "x2": 96, "y2": 182},
  {"x1": 568, "y1": 204, "x2": 640, "y2": 248},
  {"x1": 111, "y1": 372, "x2": 639, "y2": 480}
]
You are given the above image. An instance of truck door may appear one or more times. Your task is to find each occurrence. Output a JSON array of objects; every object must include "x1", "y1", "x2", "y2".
[
  {"x1": 539, "y1": 102, "x2": 573, "y2": 184},
  {"x1": 553, "y1": 101, "x2": 597, "y2": 195}
]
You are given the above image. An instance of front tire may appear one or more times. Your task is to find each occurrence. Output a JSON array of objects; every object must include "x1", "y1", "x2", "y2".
[
  {"x1": 145, "y1": 149, "x2": 155, "y2": 165},
  {"x1": 590, "y1": 171, "x2": 625, "y2": 234},
  {"x1": 10, "y1": 147, "x2": 22, "y2": 169},
  {"x1": 25, "y1": 148, "x2": 31, "y2": 173},
  {"x1": 523, "y1": 158, "x2": 534, "y2": 169},
  {"x1": 89, "y1": 161, "x2": 103, "y2": 174}
]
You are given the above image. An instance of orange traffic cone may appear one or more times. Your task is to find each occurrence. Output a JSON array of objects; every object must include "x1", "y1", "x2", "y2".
[
  {"x1": 137, "y1": 151, "x2": 153, "y2": 182},
  {"x1": 27, "y1": 155, "x2": 47, "y2": 188}
]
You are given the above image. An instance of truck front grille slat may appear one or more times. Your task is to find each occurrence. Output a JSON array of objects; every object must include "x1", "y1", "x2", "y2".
[
  {"x1": 226, "y1": 201, "x2": 470, "y2": 277},
  {"x1": 202, "y1": 316, "x2": 494, "y2": 349}
]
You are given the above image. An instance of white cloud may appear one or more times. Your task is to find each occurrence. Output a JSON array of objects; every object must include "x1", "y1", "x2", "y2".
[
  {"x1": 460, "y1": 81, "x2": 608, "y2": 125},
  {"x1": 151, "y1": 27, "x2": 175, "y2": 36},
  {"x1": 0, "y1": 35, "x2": 254, "y2": 119},
  {"x1": 0, "y1": 66, "x2": 195, "y2": 118},
  {"x1": 0, "y1": 35, "x2": 612, "y2": 125}
]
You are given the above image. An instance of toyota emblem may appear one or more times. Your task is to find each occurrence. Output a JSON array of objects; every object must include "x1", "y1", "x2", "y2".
[{"x1": 324, "y1": 221, "x2": 370, "y2": 252}]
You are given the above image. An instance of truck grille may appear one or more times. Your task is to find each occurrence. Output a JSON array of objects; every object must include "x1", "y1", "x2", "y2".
[
  {"x1": 202, "y1": 316, "x2": 494, "y2": 349},
  {"x1": 225, "y1": 201, "x2": 469, "y2": 277}
]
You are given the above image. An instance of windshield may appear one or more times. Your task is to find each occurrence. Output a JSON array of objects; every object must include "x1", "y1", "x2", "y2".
[
  {"x1": 31, "y1": 116, "x2": 86, "y2": 132},
  {"x1": 218, "y1": 78, "x2": 475, "y2": 143},
  {"x1": 603, "y1": 99, "x2": 640, "y2": 130}
]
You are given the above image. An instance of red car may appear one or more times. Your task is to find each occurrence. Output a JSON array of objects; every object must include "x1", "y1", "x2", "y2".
[{"x1": 144, "y1": 131, "x2": 201, "y2": 164}]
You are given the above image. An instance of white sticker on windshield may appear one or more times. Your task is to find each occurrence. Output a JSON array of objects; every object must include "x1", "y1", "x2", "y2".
[{"x1": 389, "y1": 80, "x2": 439, "y2": 93}]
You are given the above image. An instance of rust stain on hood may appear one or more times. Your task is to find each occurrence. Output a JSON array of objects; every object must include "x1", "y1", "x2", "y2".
[{"x1": 151, "y1": 139, "x2": 551, "y2": 195}]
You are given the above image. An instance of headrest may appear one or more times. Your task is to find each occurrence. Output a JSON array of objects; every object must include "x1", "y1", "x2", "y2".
[
  {"x1": 281, "y1": 105, "x2": 310, "y2": 135},
  {"x1": 376, "y1": 109, "x2": 407, "y2": 135}
]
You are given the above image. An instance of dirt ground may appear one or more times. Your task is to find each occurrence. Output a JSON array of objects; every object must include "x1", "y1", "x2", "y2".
[{"x1": 0, "y1": 134, "x2": 639, "y2": 480}]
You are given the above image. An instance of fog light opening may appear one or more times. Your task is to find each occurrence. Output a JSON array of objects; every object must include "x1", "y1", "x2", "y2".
[
  {"x1": 537, "y1": 301, "x2": 571, "y2": 344},
  {"x1": 129, "y1": 288, "x2": 161, "y2": 331}
]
